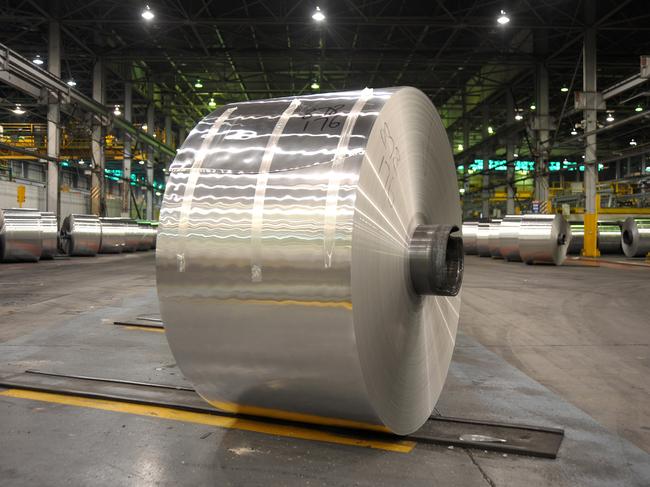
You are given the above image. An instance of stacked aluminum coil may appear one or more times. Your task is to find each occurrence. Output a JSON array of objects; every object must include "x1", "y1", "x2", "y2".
[
  {"x1": 519, "y1": 214, "x2": 571, "y2": 265},
  {"x1": 461, "y1": 222, "x2": 479, "y2": 254},
  {"x1": 60, "y1": 214, "x2": 102, "y2": 256},
  {"x1": 621, "y1": 217, "x2": 650, "y2": 257},
  {"x1": 157, "y1": 87, "x2": 463, "y2": 435},
  {"x1": 488, "y1": 219, "x2": 502, "y2": 258},
  {"x1": 466, "y1": 213, "x2": 571, "y2": 265},
  {"x1": 476, "y1": 222, "x2": 491, "y2": 257},
  {"x1": 568, "y1": 221, "x2": 623, "y2": 255},
  {"x1": 0, "y1": 208, "x2": 43, "y2": 262},
  {"x1": 499, "y1": 215, "x2": 523, "y2": 262}
]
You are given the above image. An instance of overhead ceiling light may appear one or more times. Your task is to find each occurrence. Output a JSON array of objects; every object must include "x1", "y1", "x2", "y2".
[
  {"x1": 630, "y1": 138, "x2": 637, "y2": 146},
  {"x1": 142, "y1": 123, "x2": 148, "y2": 132},
  {"x1": 67, "y1": 79, "x2": 77, "y2": 87},
  {"x1": 311, "y1": 80, "x2": 320, "y2": 90},
  {"x1": 514, "y1": 113, "x2": 523, "y2": 121},
  {"x1": 194, "y1": 79, "x2": 203, "y2": 88},
  {"x1": 155, "y1": 191, "x2": 162, "y2": 196},
  {"x1": 12, "y1": 104, "x2": 25, "y2": 115},
  {"x1": 113, "y1": 105, "x2": 122, "y2": 116},
  {"x1": 606, "y1": 112, "x2": 614, "y2": 122},
  {"x1": 32, "y1": 54, "x2": 44, "y2": 65},
  {"x1": 560, "y1": 85, "x2": 569, "y2": 93},
  {"x1": 457, "y1": 143, "x2": 464, "y2": 151},
  {"x1": 497, "y1": 10, "x2": 510, "y2": 25},
  {"x1": 513, "y1": 153, "x2": 519, "y2": 158},
  {"x1": 487, "y1": 126, "x2": 494, "y2": 135},
  {"x1": 312, "y1": 6, "x2": 325, "y2": 22},
  {"x1": 570, "y1": 128, "x2": 578, "y2": 135},
  {"x1": 530, "y1": 103, "x2": 536, "y2": 110},
  {"x1": 635, "y1": 104, "x2": 643, "y2": 112},
  {"x1": 141, "y1": 4, "x2": 154, "y2": 20},
  {"x1": 78, "y1": 159, "x2": 85, "y2": 165},
  {"x1": 459, "y1": 188, "x2": 465, "y2": 194},
  {"x1": 139, "y1": 160, "x2": 145, "y2": 165},
  {"x1": 208, "y1": 97, "x2": 217, "y2": 108}
]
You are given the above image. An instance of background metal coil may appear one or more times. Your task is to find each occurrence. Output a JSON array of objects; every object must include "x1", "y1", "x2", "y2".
[
  {"x1": 461, "y1": 221, "x2": 478, "y2": 254},
  {"x1": 0, "y1": 208, "x2": 42, "y2": 262},
  {"x1": 499, "y1": 215, "x2": 523, "y2": 262},
  {"x1": 156, "y1": 87, "x2": 462, "y2": 435},
  {"x1": 98, "y1": 217, "x2": 126, "y2": 253},
  {"x1": 621, "y1": 217, "x2": 650, "y2": 257},
  {"x1": 488, "y1": 219, "x2": 502, "y2": 258},
  {"x1": 476, "y1": 222, "x2": 491, "y2": 257},
  {"x1": 598, "y1": 223, "x2": 622, "y2": 254},
  {"x1": 60, "y1": 214, "x2": 101, "y2": 256},
  {"x1": 518, "y1": 214, "x2": 571, "y2": 265},
  {"x1": 40, "y1": 211, "x2": 58, "y2": 259}
]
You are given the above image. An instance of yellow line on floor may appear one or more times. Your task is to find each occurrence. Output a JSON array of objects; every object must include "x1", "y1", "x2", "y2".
[
  {"x1": 0, "y1": 389, "x2": 415, "y2": 453},
  {"x1": 122, "y1": 325, "x2": 165, "y2": 333}
]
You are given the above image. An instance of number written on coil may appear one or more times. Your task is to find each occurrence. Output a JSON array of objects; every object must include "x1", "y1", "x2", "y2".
[{"x1": 301, "y1": 104, "x2": 345, "y2": 131}]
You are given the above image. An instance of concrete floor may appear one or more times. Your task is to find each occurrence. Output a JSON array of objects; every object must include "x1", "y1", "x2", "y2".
[{"x1": 0, "y1": 253, "x2": 649, "y2": 486}]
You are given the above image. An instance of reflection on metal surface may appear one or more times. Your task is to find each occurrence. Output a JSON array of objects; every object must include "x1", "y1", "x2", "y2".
[
  {"x1": 0, "y1": 208, "x2": 42, "y2": 262},
  {"x1": 621, "y1": 217, "x2": 650, "y2": 257},
  {"x1": 597, "y1": 223, "x2": 622, "y2": 254},
  {"x1": 459, "y1": 434, "x2": 507, "y2": 443},
  {"x1": 518, "y1": 214, "x2": 571, "y2": 265},
  {"x1": 156, "y1": 87, "x2": 462, "y2": 435},
  {"x1": 568, "y1": 223, "x2": 584, "y2": 255}
]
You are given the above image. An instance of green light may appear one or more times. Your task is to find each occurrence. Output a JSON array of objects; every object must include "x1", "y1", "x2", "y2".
[
  {"x1": 208, "y1": 97, "x2": 217, "y2": 108},
  {"x1": 61, "y1": 161, "x2": 69, "y2": 167},
  {"x1": 194, "y1": 79, "x2": 203, "y2": 88},
  {"x1": 311, "y1": 80, "x2": 320, "y2": 90},
  {"x1": 636, "y1": 104, "x2": 643, "y2": 112}
]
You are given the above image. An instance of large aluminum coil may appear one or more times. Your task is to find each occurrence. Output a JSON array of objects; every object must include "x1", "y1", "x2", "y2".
[
  {"x1": 60, "y1": 214, "x2": 101, "y2": 256},
  {"x1": 598, "y1": 223, "x2": 622, "y2": 254},
  {"x1": 0, "y1": 208, "x2": 42, "y2": 262},
  {"x1": 568, "y1": 223, "x2": 584, "y2": 254},
  {"x1": 121, "y1": 219, "x2": 140, "y2": 252},
  {"x1": 99, "y1": 217, "x2": 126, "y2": 253},
  {"x1": 156, "y1": 87, "x2": 463, "y2": 435},
  {"x1": 621, "y1": 217, "x2": 650, "y2": 257},
  {"x1": 40, "y1": 211, "x2": 58, "y2": 259},
  {"x1": 136, "y1": 224, "x2": 152, "y2": 251},
  {"x1": 476, "y1": 222, "x2": 491, "y2": 256},
  {"x1": 518, "y1": 214, "x2": 571, "y2": 265},
  {"x1": 462, "y1": 222, "x2": 478, "y2": 254},
  {"x1": 488, "y1": 219, "x2": 502, "y2": 258},
  {"x1": 499, "y1": 215, "x2": 523, "y2": 261}
]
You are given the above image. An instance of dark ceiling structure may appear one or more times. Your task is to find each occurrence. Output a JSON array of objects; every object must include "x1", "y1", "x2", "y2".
[{"x1": 0, "y1": 0, "x2": 649, "y2": 165}]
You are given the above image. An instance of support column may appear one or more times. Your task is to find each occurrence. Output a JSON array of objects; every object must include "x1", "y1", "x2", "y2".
[
  {"x1": 462, "y1": 91, "x2": 471, "y2": 216},
  {"x1": 122, "y1": 82, "x2": 132, "y2": 217},
  {"x1": 90, "y1": 60, "x2": 105, "y2": 216},
  {"x1": 481, "y1": 105, "x2": 490, "y2": 218},
  {"x1": 47, "y1": 20, "x2": 61, "y2": 219},
  {"x1": 506, "y1": 91, "x2": 515, "y2": 214},
  {"x1": 582, "y1": 2, "x2": 600, "y2": 257},
  {"x1": 535, "y1": 61, "x2": 550, "y2": 205},
  {"x1": 146, "y1": 95, "x2": 155, "y2": 220}
]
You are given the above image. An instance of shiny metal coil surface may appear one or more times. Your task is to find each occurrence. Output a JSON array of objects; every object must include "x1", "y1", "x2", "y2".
[
  {"x1": 462, "y1": 222, "x2": 478, "y2": 254},
  {"x1": 0, "y1": 208, "x2": 42, "y2": 262},
  {"x1": 488, "y1": 219, "x2": 502, "y2": 258},
  {"x1": 621, "y1": 217, "x2": 650, "y2": 257},
  {"x1": 597, "y1": 223, "x2": 622, "y2": 254},
  {"x1": 136, "y1": 224, "x2": 152, "y2": 251},
  {"x1": 99, "y1": 217, "x2": 126, "y2": 253},
  {"x1": 156, "y1": 87, "x2": 462, "y2": 435},
  {"x1": 518, "y1": 214, "x2": 571, "y2": 265},
  {"x1": 568, "y1": 223, "x2": 584, "y2": 254},
  {"x1": 60, "y1": 214, "x2": 101, "y2": 256},
  {"x1": 476, "y1": 222, "x2": 491, "y2": 257},
  {"x1": 499, "y1": 215, "x2": 523, "y2": 261},
  {"x1": 119, "y1": 219, "x2": 139, "y2": 252},
  {"x1": 40, "y1": 211, "x2": 58, "y2": 259}
]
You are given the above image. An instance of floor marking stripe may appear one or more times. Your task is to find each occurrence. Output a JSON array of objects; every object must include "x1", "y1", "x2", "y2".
[{"x1": 0, "y1": 389, "x2": 415, "y2": 453}]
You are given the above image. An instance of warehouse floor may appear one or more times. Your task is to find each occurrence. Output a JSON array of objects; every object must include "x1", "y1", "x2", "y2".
[{"x1": 1, "y1": 254, "x2": 649, "y2": 486}]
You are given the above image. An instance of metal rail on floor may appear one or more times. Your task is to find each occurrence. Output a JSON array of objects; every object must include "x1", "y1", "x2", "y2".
[{"x1": 0, "y1": 370, "x2": 564, "y2": 458}]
